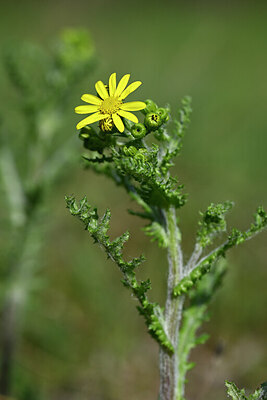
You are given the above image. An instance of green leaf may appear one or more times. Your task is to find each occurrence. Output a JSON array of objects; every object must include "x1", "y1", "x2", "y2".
[
  {"x1": 66, "y1": 195, "x2": 174, "y2": 352},
  {"x1": 143, "y1": 221, "x2": 169, "y2": 248},
  {"x1": 177, "y1": 261, "x2": 227, "y2": 400},
  {"x1": 197, "y1": 201, "x2": 234, "y2": 248},
  {"x1": 174, "y1": 206, "x2": 267, "y2": 297},
  {"x1": 225, "y1": 381, "x2": 267, "y2": 400},
  {"x1": 225, "y1": 381, "x2": 248, "y2": 400}
]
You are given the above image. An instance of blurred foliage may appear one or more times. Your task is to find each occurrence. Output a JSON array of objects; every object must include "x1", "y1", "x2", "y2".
[{"x1": 0, "y1": 28, "x2": 95, "y2": 399}]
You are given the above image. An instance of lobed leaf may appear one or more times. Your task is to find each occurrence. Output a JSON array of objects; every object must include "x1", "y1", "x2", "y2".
[{"x1": 66, "y1": 195, "x2": 174, "y2": 352}]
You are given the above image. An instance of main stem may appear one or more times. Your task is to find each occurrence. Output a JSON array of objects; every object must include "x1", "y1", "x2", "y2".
[{"x1": 159, "y1": 206, "x2": 183, "y2": 400}]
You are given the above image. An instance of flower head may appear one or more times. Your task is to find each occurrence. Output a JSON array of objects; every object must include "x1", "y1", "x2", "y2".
[{"x1": 75, "y1": 73, "x2": 146, "y2": 133}]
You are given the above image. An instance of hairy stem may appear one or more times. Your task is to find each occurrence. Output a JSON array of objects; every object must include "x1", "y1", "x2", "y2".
[
  {"x1": 159, "y1": 206, "x2": 184, "y2": 400},
  {"x1": 185, "y1": 243, "x2": 202, "y2": 274}
]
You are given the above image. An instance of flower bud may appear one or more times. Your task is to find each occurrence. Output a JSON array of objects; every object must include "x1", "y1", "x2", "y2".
[
  {"x1": 157, "y1": 107, "x2": 170, "y2": 123},
  {"x1": 144, "y1": 112, "x2": 162, "y2": 131},
  {"x1": 79, "y1": 126, "x2": 94, "y2": 140},
  {"x1": 79, "y1": 126, "x2": 112, "y2": 152},
  {"x1": 131, "y1": 123, "x2": 147, "y2": 139},
  {"x1": 142, "y1": 99, "x2": 157, "y2": 115}
]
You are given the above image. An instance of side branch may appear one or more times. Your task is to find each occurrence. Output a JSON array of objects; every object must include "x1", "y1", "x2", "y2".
[
  {"x1": 173, "y1": 206, "x2": 267, "y2": 297},
  {"x1": 66, "y1": 195, "x2": 174, "y2": 352}
]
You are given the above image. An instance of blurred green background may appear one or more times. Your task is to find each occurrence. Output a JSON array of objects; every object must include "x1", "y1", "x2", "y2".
[{"x1": 0, "y1": 1, "x2": 266, "y2": 399}]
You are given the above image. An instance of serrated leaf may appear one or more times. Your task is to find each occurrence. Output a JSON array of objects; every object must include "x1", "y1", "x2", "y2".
[
  {"x1": 143, "y1": 221, "x2": 169, "y2": 248},
  {"x1": 197, "y1": 201, "x2": 234, "y2": 248},
  {"x1": 66, "y1": 195, "x2": 173, "y2": 352},
  {"x1": 225, "y1": 381, "x2": 248, "y2": 400}
]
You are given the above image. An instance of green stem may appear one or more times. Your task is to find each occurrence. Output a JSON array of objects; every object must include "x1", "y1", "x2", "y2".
[{"x1": 159, "y1": 206, "x2": 184, "y2": 400}]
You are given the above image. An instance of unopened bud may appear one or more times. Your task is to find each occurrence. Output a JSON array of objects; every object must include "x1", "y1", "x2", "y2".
[
  {"x1": 144, "y1": 112, "x2": 162, "y2": 131},
  {"x1": 142, "y1": 99, "x2": 157, "y2": 115},
  {"x1": 131, "y1": 123, "x2": 147, "y2": 138},
  {"x1": 157, "y1": 108, "x2": 170, "y2": 123}
]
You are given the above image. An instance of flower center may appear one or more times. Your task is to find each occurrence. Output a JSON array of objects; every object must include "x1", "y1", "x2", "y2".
[{"x1": 99, "y1": 96, "x2": 122, "y2": 115}]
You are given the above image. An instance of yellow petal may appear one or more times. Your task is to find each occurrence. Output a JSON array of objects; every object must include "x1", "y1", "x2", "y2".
[
  {"x1": 112, "y1": 114, "x2": 124, "y2": 132},
  {"x1": 120, "y1": 101, "x2": 146, "y2": 111},
  {"x1": 75, "y1": 105, "x2": 99, "y2": 114},
  {"x1": 118, "y1": 110, "x2": 138, "y2": 123},
  {"x1": 115, "y1": 74, "x2": 130, "y2": 97},
  {"x1": 109, "y1": 73, "x2": 116, "y2": 96},
  {"x1": 76, "y1": 112, "x2": 109, "y2": 130},
  {"x1": 95, "y1": 80, "x2": 109, "y2": 100},
  {"x1": 120, "y1": 81, "x2": 142, "y2": 100},
  {"x1": 81, "y1": 94, "x2": 102, "y2": 105}
]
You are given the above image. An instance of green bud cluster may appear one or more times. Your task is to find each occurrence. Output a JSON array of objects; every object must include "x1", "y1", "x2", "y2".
[
  {"x1": 113, "y1": 147, "x2": 157, "y2": 185},
  {"x1": 122, "y1": 145, "x2": 148, "y2": 161},
  {"x1": 81, "y1": 98, "x2": 191, "y2": 212},
  {"x1": 113, "y1": 145, "x2": 186, "y2": 209},
  {"x1": 141, "y1": 100, "x2": 170, "y2": 132}
]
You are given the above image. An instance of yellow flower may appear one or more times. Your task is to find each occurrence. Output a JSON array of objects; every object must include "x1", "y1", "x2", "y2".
[{"x1": 75, "y1": 73, "x2": 146, "y2": 132}]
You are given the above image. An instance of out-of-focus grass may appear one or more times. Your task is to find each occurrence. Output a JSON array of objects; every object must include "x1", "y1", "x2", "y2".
[{"x1": 0, "y1": 1, "x2": 266, "y2": 399}]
